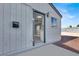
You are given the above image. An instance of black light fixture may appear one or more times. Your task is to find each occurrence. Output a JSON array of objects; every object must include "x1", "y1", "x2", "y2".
[{"x1": 47, "y1": 12, "x2": 49, "y2": 17}]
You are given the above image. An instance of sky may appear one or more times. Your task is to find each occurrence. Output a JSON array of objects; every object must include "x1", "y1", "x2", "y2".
[{"x1": 53, "y1": 3, "x2": 79, "y2": 28}]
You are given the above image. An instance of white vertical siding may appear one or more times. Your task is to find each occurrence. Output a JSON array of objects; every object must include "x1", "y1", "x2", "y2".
[
  {"x1": 10, "y1": 4, "x2": 17, "y2": 52},
  {"x1": 0, "y1": 4, "x2": 3, "y2": 55},
  {"x1": 16, "y1": 4, "x2": 22, "y2": 50},
  {"x1": 27, "y1": 3, "x2": 61, "y2": 43},
  {"x1": 0, "y1": 3, "x2": 61, "y2": 55},
  {"x1": 3, "y1": 4, "x2": 11, "y2": 54},
  {"x1": 21, "y1": 4, "x2": 27, "y2": 49},
  {"x1": 10, "y1": 4, "x2": 33, "y2": 53},
  {"x1": 0, "y1": 3, "x2": 33, "y2": 55},
  {"x1": 25, "y1": 5, "x2": 33, "y2": 48}
]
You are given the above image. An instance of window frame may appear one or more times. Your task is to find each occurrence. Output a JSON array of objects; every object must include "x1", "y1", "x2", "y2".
[{"x1": 51, "y1": 17, "x2": 57, "y2": 27}]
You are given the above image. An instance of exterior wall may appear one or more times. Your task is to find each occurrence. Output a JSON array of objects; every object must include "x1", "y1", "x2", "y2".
[
  {"x1": 0, "y1": 4, "x2": 3, "y2": 55},
  {"x1": 0, "y1": 3, "x2": 33, "y2": 55},
  {"x1": 0, "y1": 3, "x2": 61, "y2": 55},
  {"x1": 27, "y1": 3, "x2": 61, "y2": 43}
]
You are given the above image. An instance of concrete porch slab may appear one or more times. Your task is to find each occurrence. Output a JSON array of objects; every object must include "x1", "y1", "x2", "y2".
[{"x1": 15, "y1": 44, "x2": 78, "y2": 56}]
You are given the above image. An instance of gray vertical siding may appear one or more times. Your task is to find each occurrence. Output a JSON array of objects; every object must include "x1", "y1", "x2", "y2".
[
  {"x1": 0, "y1": 4, "x2": 3, "y2": 55},
  {"x1": 0, "y1": 3, "x2": 61, "y2": 55},
  {"x1": 27, "y1": 3, "x2": 61, "y2": 43},
  {"x1": 10, "y1": 4, "x2": 17, "y2": 52},
  {"x1": 3, "y1": 4, "x2": 11, "y2": 55},
  {"x1": 0, "y1": 3, "x2": 33, "y2": 55}
]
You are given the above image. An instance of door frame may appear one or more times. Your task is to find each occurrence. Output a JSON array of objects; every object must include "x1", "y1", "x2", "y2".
[{"x1": 33, "y1": 9, "x2": 46, "y2": 46}]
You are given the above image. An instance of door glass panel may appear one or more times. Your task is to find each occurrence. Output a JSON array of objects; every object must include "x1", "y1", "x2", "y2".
[{"x1": 33, "y1": 11, "x2": 44, "y2": 45}]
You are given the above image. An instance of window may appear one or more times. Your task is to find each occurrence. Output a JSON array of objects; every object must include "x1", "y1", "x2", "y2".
[{"x1": 51, "y1": 17, "x2": 57, "y2": 26}]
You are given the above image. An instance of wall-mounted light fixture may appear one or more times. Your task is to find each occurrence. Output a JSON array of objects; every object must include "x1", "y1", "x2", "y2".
[{"x1": 46, "y1": 12, "x2": 49, "y2": 17}]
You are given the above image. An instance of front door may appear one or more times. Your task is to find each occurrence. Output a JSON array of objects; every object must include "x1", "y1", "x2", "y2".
[{"x1": 33, "y1": 10, "x2": 45, "y2": 46}]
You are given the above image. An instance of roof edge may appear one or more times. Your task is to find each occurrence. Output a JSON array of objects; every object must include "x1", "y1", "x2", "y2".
[{"x1": 49, "y1": 3, "x2": 62, "y2": 18}]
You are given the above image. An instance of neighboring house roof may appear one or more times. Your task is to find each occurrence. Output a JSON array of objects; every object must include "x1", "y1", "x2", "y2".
[{"x1": 49, "y1": 3, "x2": 62, "y2": 18}]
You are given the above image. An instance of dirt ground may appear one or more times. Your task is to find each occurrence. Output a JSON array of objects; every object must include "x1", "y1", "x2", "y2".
[
  {"x1": 61, "y1": 32, "x2": 79, "y2": 37},
  {"x1": 54, "y1": 32, "x2": 79, "y2": 53}
]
